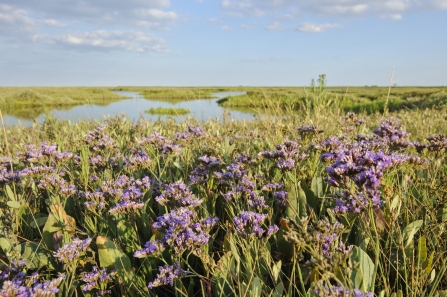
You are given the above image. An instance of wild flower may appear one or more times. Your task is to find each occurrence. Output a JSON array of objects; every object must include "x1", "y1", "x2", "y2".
[
  {"x1": 155, "y1": 181, "x2": 203, "y2": 208},
  {"x1": 53, "y1": 238, "x2": 92, "y2": 264},
  {"x1": 414, "y1": 134, "x2": 447, "y2": 153},
  {"x1": 147, "y1": 262, "x2": 189, "y2": 289},
  {"x1": 259, "y1": 139, "x2": 307, "y2": 171},
  {"x1": 297, "y1": 124, "x2": 323, "y2": 136},
  {"x1": 81, "y1": 266, "x2": 117, "y2": 293},
  {"x1": 341, "y1": 112, "x2": 367, "y2": 133},
  {"x1": 315, "y1": 283, "x2": 373, "y2": 297},
  {"x1": 373, "y1": 117, "x2": 413, "y2": 150},
  {"x1": 0, "y1": 272, "x2": 65, "y2": 297},
  {"x1": 85, "y1": 126, "x2": 117, "y2": 151},
  {"x1": 139, "y1": 132, "x2": 182, "y2": 156},
  {"x1": 189, "y1": 155, "x2": 222, "y2": 184},
  {"x1": 136, "y1": 208, "x2": 218, "y2": 257},
  {"x1": 123, "y1": 149, "x2": 151, "y2": 171},
  {"x1": 232, "y1": 211, "x2": 277, "y2": 238}
]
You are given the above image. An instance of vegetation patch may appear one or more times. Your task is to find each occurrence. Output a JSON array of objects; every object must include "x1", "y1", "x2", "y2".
[{"x1": 145, "y1": 107, "x2": 191, "y2": 115}]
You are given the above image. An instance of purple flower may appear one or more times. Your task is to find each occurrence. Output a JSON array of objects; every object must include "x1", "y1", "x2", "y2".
[
  {"x1": 53, "y1": 238, "x2": 92, "y2": 264},
  {"x1": 155, "y1": 181, "x2": 203, "y2": 208},
  {"x1": 233, "y1": 211, "x2": 269, "y2": 238},
  {"x1": 147, "y1": 262, "x2": 189, "y2": 289}
]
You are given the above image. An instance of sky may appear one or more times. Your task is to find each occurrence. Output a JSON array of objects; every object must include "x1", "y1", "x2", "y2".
[{"x1": 0, "y1": 0, "x2": 446, "y2": 86}]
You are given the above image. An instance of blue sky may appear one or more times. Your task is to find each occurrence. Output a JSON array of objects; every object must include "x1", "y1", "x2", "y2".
[{"x1": 0, "y1": 0, "x2": 446, "y2": 86}]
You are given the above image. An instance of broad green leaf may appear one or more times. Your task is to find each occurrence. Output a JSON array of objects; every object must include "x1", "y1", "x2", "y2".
[
  {"x1": 0, "y1": 238, "x2": 12, "y2": 253},
  {"x1": 390, "y1": 195, "x2": 400, "y2": 212},
  {"x1": 286, "y1": 182, "x2": 298, "y2": 221},
  {"x1": 300, "y1": 180, "x2": 318, "y2": 212},
  {"x1": 15, "y1": 242, "x2": 55, "y2": 270},
  {"x1": 6, "y1": 201, "x2": 21, "y2": 209},
  {"x1": 423, "y1": 252, "x2": 434, "y2": 275},
  {"x1": 272, "y1": 282, "x2": 284, "y2": 297},
  {"x1": 402, "y1": 220, "x2": 423, "y2": 248},
  {"x1": 350, "y1": 246, "x2": 375, "y2": 292},
  {"x1": 272, "y1": 260, "x2": 282, "y2": 282},
  {"x1": 296, "y1": 181, "x2": 307, "y2": 219},
  {"x1": 311, "y1": 177, "x2": 327, "y2": 198},
  {"x1": 29, "y1": 214, "x2": 48, "y2": 228},
  {"x1": 250, "y1": 277, "x2": 262, "y2": 297},
  {"x1": 42, "y1": 214, "x2": 60, "y2": 250},
  {"x1": 418, "y1": 236, "x2": 427, "y2": 264},
  {"x1": 5, "y1": 185, "x2": 16, "y2": 201}
]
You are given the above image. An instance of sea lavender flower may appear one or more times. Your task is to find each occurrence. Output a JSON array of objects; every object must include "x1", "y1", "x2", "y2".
[
  {"x1": 147, "y1": 262, "x2": 189, "y2": 289},
  {"x1": 0, "y1": 272, "x2": 65, "y2": 297},
  {"x1": 189, "y1": 155, "x2": 222, "y2": 184},
  {"x1": 139, "y1": 207, "x2": 218, "y2": 256},
  {"x1": 258, "y1": 139, "x2": 307, "y2": 171},
  {"x1": 233, "y1": 211, "x2": 277, "y2": 238},
  {"x1": 297, "y1": 124, "x2": 323, "y2": 136},
  {"x1": 415, "y1": 134, "x2": 447, "y2": 153},
  {"x1": 139, "y1": 132, "x2": 182, "y2": 156},
  {"x1": 273, "y1": 191, "x2": 288, "y2": 207},
  {"x1": 81, "y1": 266, "x2": 117, "y2": 293},
  {"x1": 134, "y1": 240, "x2": 166, "y2": 258},
  {"x1": 315, "y1": 284, "x2": 373, "y2": 297},
  {"x1": 123, "y1": 149, "x2": 151, "y2": 171},
  {"x1": 53, "y1": 238, "x2": 92, "y2": 264},
  {"x1": 186, "y1": 125, "x2": 207, "y2": 137},
  {"x1": 85, "y1": 126, "x2": 117, "y2": 151},
  {"x1": 373, "y1": 117, "x2": 413, "y2": 150},
  {"x1": 213, "y1": 163, "x2": 247, "y2": 185},
  {"x1": 108, "y1": 200, "x2": 145, "y2": 214},
  {"x1": 261, "y1": 183, "x2": 285, "y2": 192},
  {"x1": 155, "y1": 181, "x2": 203, "y2": 208}
]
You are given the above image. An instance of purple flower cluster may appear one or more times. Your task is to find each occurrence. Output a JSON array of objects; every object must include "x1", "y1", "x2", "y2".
[
  {"x1": 315, "y1": 284, "x2": 373, "y2": 297},
  {"x1": 0, "y1": 270, "x2": 65, "y2": 297},
  {"x1": 261, "y1": 183, "x2": 287, "y2": 207},
  {"x1": 373, "y1": 117, "x2": 413, "y2": 150},
  {"x1": 323, "y1": 144, "x2": 425, "y2": 212},
  {"x1": 81, "y1": 266, "x2": 117, "y2": 293},
  {"x1": 147, "y1": 262, "x2": 189, "y2": 289},
  {"x1": 37, "y1": 174, "x2": 76, "y2": 196},
  {"x1": 415, "y1": 134, "x2": 447, "y2": 153},
  {"x1": 297, "y1": 124, "x2": 323, "y2": 136},
  {"x1": 85, "y1": 126, "x2": 117, "y2": 151},
  {"x1": 189, "y1": 155, "x2": 222, "y2": 184},
  {"x1": 139, "y1": 132, "x2": 182, "y2": 156},
  {"x1": 53, "y1": 237, "x2": 92, "y2": 264},
  {"x1": 259, "y1": 140, "x2": 307, "y2": 171},
  {"x1": 105, "y1": 176, "x2": 150, "y2": 214},
  {"x1": 123, "y1": 149, "x2": 151, "y2": 171},
  {"x1": 233, "y1": 211, "x2": 278, "y2": 238},
  {"x1": 155, "y1": 181, "x2": 203, "y2": 208},
  {"x1": 16, "y1": 142, "x2": 74, "y2": 166},
  {"x1": 341, "y1": 112, "x2": 367, "y2": 132},
  {"x1": 134, "y1": 207, "x2": 218, "y2": 257}
]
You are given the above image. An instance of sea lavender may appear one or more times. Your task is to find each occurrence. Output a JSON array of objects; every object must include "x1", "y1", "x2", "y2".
[
  {"x1": 147, "y1": 262, "x2": 189, "y2": 289},
  {"x1": 53, "y1": 238, "x2": 92, "y2": 264},
  {"x1": 315, "y1": 284, "x2": 373, "y2": 297},
  {"x1": 135, "y1": 207, "x2": 218, "y2": 257},
  {"x1": 81, "y1": 266, "x2": 117, "y2": 294},
  {"x1": 189, "y1": 155, "x2": 222, "y2": 184},
  {"x1": 258, "y1": 139, "x2": 307, "y2": 171},
  {"x1": 373, "y1": 117, "x2": 413, "y2": 150},
  {"x1": 139, "y1": 132, "x2": 182, "y2": 156},
  {"x1": 155, "y1": 181, "x2": 203, "y2": 208},
  {"x1": 85, "y1": 126, "x2": 117, "y2": 151},
  {"x1": 233, "y1": 211, "x2": 278, "y2": 238}
]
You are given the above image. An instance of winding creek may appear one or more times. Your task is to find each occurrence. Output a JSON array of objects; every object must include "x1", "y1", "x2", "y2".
[{"x1": 1, "y1": 91, "x2": 254, "y2": 126}]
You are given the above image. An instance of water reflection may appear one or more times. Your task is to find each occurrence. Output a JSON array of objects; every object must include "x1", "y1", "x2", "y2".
[{"x1": 1, "y1": 91, "x2": 253, "y2": 126}]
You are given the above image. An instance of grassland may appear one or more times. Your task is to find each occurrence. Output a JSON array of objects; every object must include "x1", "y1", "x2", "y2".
[
  {"x1": 0, "y1": 87, "x2": 127, "y2": 119},
  {"x1": 145, "y1": 107, "x2": 191, "y2": 115},
  {"x1": 111, "y1": 86, "x2": 227, "y2": 101},
  {"x1": 0, "y1": 86, "x2": 447, "y2": 296}
]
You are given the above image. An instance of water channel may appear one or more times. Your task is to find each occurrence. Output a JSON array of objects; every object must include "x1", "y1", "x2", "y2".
[{"x1": 1, "y1": 91, "x2": 254, "y2": 127}]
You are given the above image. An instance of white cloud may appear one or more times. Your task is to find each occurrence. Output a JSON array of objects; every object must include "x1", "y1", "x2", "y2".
[
  {"x1": 220, "y1": 0, "x2": 447, "y2": 19},
  {"x1": 134, "y1": 9, "x2": 177, "y2": 21},
  {"x1": 221, "y1": 25, "x2": 234, "y2": 30},
  {"x1": 0, "y1": 5, "x2": 36, "y2": 40},
  {"x1": 297, "y1": 22, "x2": 342, "y2": 33},
  {"x1": 42, "y1": 19, "x2": 68, "y2": 27},
  {"x1": 221, "y1": 0, "x2": 265, "y2": 17},
  {"x1": 265, "y1": 21, "x2": 287, "y2": 30},
  {"x1": 41, "y1": 30, "x2": 168, "y2": 53},
  {"x1": 208, "y1": 17, "x2": 224, "y2": 23}
]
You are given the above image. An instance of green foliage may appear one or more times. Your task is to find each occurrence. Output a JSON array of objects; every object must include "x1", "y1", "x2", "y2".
[{"x1": 145, "y1": 107, "x2": 191, "y2": 115}]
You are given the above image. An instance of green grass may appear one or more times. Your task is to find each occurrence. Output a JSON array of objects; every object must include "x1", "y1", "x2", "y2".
[{"x1": 145, "y1": 107, "x2": 191, "y2": 115}]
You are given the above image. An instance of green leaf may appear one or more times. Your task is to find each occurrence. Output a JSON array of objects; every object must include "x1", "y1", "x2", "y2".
[
  {"x1": 402, "y1": 220, "x2": 423, "y2": 248},
  {"x1": 29, "y1": 214, "x2": 48, "y2": 228},
  {"x1": 5, "y1": 185, "x2": 16, "y2": 201},
  {"x1": 272, "y1": 260, "x2": 282, "y2": 282},
  {"x1": 286, "y1": 182, "x2": 298, "y2": 221},
  {"x1": 437, "y1": 207, "x2": 447, "y2": 223},
  {"x1": 311, "y1": 177, "x2": 327, "y2": 198},
  {"x1": 301, "y1": 180, "x2": 318, "y2": 212},
  {"x1": 296, "y1": 181, "x2": 307, "y2": 219},
  {"x1": 0, "y1": 238, "x2": 12, "y2": 253},
  {"x1": 250, "y1": 277, "x2": 262, "y2": 297},
  {"x1": 418, "y1": 236, "x2": 427, "y2": 264},
  {"x1": 6, "y1": 201, "x2": 21, "y2": 209},
  {"x1": 350, "y1": 246, "x2": 375, "y2": 292},
  {"x1": 42, "y1": 214, "x2": 60, "y2": 250},
  {"x1": 14, "y1": 242, "x2": 55, "y2": 270},
  {"x1": 97, "y1": 235, "x2": 148, "y2": 294},
  {"x1": 272, "y1": 282, "x2": 284, "y2": 297}
]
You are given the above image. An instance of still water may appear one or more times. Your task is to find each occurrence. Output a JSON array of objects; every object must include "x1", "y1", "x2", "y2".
[{"x1": 1, "y1": 91, "x2": 253, "y2": 127}]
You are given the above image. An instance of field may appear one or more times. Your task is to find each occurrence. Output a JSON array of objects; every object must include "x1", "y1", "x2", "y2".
[
  {"x1": 145, "y1": 107, "x2": 191, "y2": 115},
  {"x1": 0, "y1": 87, "x2": 127, "y2": 120},
  {"x1": 0, "y1": 84, "x2": 447, "y2": 297}
]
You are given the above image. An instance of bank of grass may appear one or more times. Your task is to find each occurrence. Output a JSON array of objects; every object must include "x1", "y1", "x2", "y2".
[
  {"x1": 111, "y1": 86, "x2": 227, "y2": 101},
  {"x1": 1, "y1": 102, "x2": 447, "y2": 296},
  {"x1": 145, "y1": 107, "x2": 191, "y2": 115}
]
